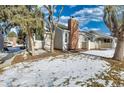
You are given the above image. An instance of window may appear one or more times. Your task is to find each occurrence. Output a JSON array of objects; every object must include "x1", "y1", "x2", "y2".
[
  {"x1": 65, "y1": 33, "x2": 68, "y2": 43},
  {"x1": 104, "y1": 39, "x2": 111, "y2": 43}
]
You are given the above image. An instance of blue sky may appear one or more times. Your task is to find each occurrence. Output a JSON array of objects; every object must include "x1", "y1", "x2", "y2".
[{"x1": 41, "y1": 5, "x2": 111, "y2": 34}]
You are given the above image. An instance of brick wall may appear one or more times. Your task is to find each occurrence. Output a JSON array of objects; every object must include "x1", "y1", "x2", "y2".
[{"x1": 68, "y1": 18, "x2": 79, "y2": 50}]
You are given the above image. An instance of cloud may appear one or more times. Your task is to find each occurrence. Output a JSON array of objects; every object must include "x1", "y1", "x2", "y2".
[
  {"x1": 58, "y1": 6, "x2": 104, "y2": 29},
  {"x1": 80, "y1": 27, "x2": 101, "y2": 31},
  {"x1": 48, "y1": 6, "x2": 105, "y2": 32},
  {"x1": 58, "y1": 15, "x2": 93, "y2": 27},
  {"x1": 59, "y1": 16, "x2": 70, "y2": 26},
  {"x1": 80, "y1": 27, "x2": 89, "y2": 31},
  {"x1": 105, "y1": 32, "x2": 111, "y2": 36},
  {"x1": 72, "y1": 6, "x2": 104, "y2": 23},
  {"x1": 69, "y1": 5, "x2": 77, "y2": 8},
  {"x1": 72, "y1": 6, "x2": 104, "y2": 16},
  {"x1": 89, "y1": 28, "x2": 101, "y2": 31},
  {"x1": 60, "y1": 16, "x2": 70, "y2": 20}
]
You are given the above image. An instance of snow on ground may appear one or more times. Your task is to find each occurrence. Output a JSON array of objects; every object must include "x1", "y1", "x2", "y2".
[
  {"x1": 119, "y1": 72, "x2": 124, "y2": 80},
  {"x1": 1, "y1": 49, "x2": 123, "y2": 87},
  {"x1": 0, "y1": 53, "x2": 110, "y2": 87},
  {"x1": 82, "y1": 49, "x2": 115, "y2": 58},
  {"x1": 0, "y1": 53, "x2": 8, "y2": 59}
]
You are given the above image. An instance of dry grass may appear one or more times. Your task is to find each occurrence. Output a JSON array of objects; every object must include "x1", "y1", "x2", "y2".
[
  {"x1": 11, "y1": 50, "x2": 65, "y2": 65},
  {"x1": 85, "y1": 58, "x2": 124, "y2": 87},
  {"x1": 0, "y1": 67, "x2": 5, "y2": 74},
  {"x1": 104, "y1": 58, "x2": 124, "y2": 71}
]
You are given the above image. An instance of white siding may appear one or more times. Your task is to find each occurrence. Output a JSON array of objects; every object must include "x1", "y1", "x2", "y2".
[
  {"x1": 54, "y1": 28, "x2": 69, "y2": 51},
  {"x1": 78, "y1": 34, "x2": 87, "y2": 49},
  {"x1": 34, "y1": 40, "x2": 43, "y2": 49},
  {"x1": 54, "y1": 29, "x2": 63, "y2": 50},
  {"x1": 44, "y1": 33, "x2": 51, "y2": 50}
]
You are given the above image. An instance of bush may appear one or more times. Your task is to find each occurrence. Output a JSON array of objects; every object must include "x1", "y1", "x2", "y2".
[{"x1": 8, "y1": 32, "x2": 17, "y2": 37}]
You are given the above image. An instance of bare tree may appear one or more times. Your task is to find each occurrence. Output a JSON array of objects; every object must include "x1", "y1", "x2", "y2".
[
  {"x1": 104, "y1": 6, "x2": 124, "y2": 61},
  {"x1": 43, "y1": 5, "x2": 64, "y2": 53}
]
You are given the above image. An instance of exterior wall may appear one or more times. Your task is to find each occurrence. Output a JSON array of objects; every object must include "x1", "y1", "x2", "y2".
[
  {"x1": 86, "y1": 40, "x2": 113, "y2": 50},
  {"x1": 44, "y1": 33, "x2": 51, "y2": 50},
  {"x1": 34, "y1": 40, "x2": 43, "y2": 49},
  {"x1": 78, "y1": 42, "x2": 82, "y2": 49},
  {"x1": 85, "y1": 41, "x2": 96, "y2": 50},
  {"x1": 54, "y1": 29, "x2": 63, "y2": 50},
  {"x1": 89, "y1": 41, "x2": 96, "y2": 49},
  {"x1": 81, "y1": 42, "x2": 87, "y2": 49},
  {"x1": 78, "y1": 34, "x2": 86, "y2": 49},
  {"x1": 54, "y1": 28, "x2": 69, "y2": 51},
  {"x1": 112, "y1": 38, "x2": 117, "y2": 48},
  {"x1": 78, "y1": 31, "x2": 115, "y2": 50},
  {"x1": 33, "y1": 29, "x2": 69, "y2": 51},
  {"x1": 68, "y1": 18, "x2": 79, "y2": 50},
  {"x1": 98, "y1": 38, "x2": 113, "y2": 49},
  {"x1": 32, "y1": 33, "x2": 51, "y2": 50},
  {"x1": 100, "y1": 43, "x2": 112, "y2": 48},
  {"x1": 33, "y1": 34, "x2": 43, "y2": 49}
]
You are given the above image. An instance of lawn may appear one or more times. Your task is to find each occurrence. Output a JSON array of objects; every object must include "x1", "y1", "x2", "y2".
[{"x1": 0, "y1": 49, "x2": 124, "y2": 87}]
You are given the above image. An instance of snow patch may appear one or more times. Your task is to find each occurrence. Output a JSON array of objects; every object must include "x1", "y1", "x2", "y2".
[
  {"x1": 0, "y1": 53, "x2": 110, "y2": 87},
  {"x1": 119, "y1": 71, "x2": 124, "y2": 80},
  {"x1": 82, "y1": 49, "x2": 115, "y2": 58},
  {"x1": 0, "y1": 53, "x2": 8, "y2": 59}
]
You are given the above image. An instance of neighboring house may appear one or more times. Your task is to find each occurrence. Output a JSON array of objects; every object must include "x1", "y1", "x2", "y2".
[
  {"x1": 33, "y1": 23, "x2": 70, "y2": 51},
  {"x1": 54, "y1": 17, "x2": 79, "y2": 51},
  {"x1": 79, "y1": 31, "x2": 117, "y2": 50},
  {"x1": 33, "y1": 17, "x2": 116, "y2": 51},
  {"x1": 54, "y1": 17, "x2": 116, "y2": 51},
  {"x1": 41, "y1": 25, "x2": 70, "y2": 51}
]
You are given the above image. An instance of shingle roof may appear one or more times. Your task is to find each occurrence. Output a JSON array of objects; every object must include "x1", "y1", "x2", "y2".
[
  {"x1": 88, "y1": 30, "x2": 113, "y2": 39},
  {"x1": 57, "y1": 24, "x2": 68, "y2": 30}
]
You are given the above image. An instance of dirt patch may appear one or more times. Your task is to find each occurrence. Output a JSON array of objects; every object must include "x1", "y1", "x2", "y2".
[
  {"x1": 11, "y1": 50, "x2": 64, "y2": 65},
  {"x1": 11, "y1": 49, "x2": 88, "y2": 65},
  {"x1": 0, "y1": 68, "x2": 4, "y2": 74}
]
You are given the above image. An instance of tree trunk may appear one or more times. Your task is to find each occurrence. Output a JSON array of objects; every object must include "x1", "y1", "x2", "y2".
[
  {"x1": 28, "y1": 30, "x2": 35, "y2": 56},
  {"x1": 0, "y1": 31, "x2": 4, "y2": 52},
  {"x1": 42, "y1": 32, "x2": 45, "y2": 50},
  {"x1": 50, "y1": 32, "x2": 55, "y2": 53},
  {"x1": 113, "y1": 34, "x2": 124, "y2": 61}
]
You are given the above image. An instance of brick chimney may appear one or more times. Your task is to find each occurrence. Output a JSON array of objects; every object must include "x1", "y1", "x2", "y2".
[{"x1": 68, "y1": 17, "x2": 79, "y2": 50}]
